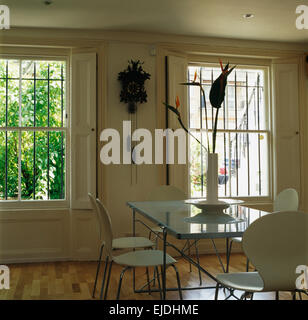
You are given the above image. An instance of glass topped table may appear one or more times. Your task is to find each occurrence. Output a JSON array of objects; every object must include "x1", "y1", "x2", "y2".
[{"x1": 127, "y1": 200, "x2": 270, "y2": 299}]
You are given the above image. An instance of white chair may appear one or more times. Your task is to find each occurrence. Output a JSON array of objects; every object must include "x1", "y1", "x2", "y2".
[
  {"x1": 95, "y1": 198, "x2": 182, "y2": 300},
  {"x1": 215, "y1": 211, "x2": 308, "y2": 300},
  {"x1": 226, "y1": 188, "x2": 299, "y2": 273},
  {"x1": 88, "y1": 193, "x2": 155, "y2": 298},
  {"x1": 146, "y1": 185, "x2": 203, "y2": 285}
]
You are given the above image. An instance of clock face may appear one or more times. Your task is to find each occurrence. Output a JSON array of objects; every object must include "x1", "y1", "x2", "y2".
[{"x1": 127, "y1": 81, "x2": 141, "y2": 95}]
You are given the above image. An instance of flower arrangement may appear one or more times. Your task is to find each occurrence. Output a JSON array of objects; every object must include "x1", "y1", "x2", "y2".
[
  {"x1": 118, "y1": 60, "x2": 151, "y2": 113},
  {"x1": 165, "y1": 61, "x2": 235, "y2": 153}
]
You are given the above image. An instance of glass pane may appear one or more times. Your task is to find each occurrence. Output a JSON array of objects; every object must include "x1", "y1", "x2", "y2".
[
  {"x1": 7, "y1": 80, "x2": 19, "y2": 127},
  {"x1": 0, "y1": 79, "x2": 6, "y2": 127},
  {"x1": 21, "y1": 80, "x2": 34, "y2": 127},
  {"x1": 49, "y1": 131, "x2": 65, "y2": 200},
  {"x1": 0, "y1": 131, "x2": 6, "y2": 199},
  {"x1": 228, "y1": 132, "x2": 269, "y2": 197},
  {"x1": 7, "y1": 131, "x2": 19, "y2": 200},
  {"x1": 21, "y1": 131, "x2": 34, "y2": 200},
  {"x1": 21, "y1": 60, "x2": 35, "y2": 79},
  {"x1": 34, "y1": 131, "x2": 48, "y2": 200},
  {"x1": 0, "y1": 60, "x2": 6, "y2": 78},
  {"x1": 189, "y1": 131, "x2": 207, "y2": 198},
  {"x1": 35, "y1": 80, "x2": 48, "y2": 127},
  {"x1": 7, "y1": 60, "x2": 19, "y2": 79},
  {"x1": 35, "y1": 61, "x2": 49, "y2": 79},
  {"x1": 49, "y1": 61, "x2": 63, "y2": 79},
  {"x1": 50, "y1": 80, "x2": 63, "y2": 127}
]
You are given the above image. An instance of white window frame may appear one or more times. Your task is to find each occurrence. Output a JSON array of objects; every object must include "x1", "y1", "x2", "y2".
[
  {"x1": 0, "y1": 53, "x2": 70, "y2": 209},
  {"x1": 187, "y1": 61, "x2": 272, "y2": 203}
]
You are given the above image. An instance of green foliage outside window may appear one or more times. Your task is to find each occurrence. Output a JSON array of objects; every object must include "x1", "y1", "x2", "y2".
[{"x1": 0, "y1": 59, "x2": 66, "y2": 201}]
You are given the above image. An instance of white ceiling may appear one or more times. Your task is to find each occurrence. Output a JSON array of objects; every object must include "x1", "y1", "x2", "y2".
[{"x1": 3, "y1": 0, "x2": 308, "y2": 43}]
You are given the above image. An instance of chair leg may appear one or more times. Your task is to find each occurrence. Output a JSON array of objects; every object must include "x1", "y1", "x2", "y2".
[
  {"x1": 214, "y1": 282, "x2": 220, "y2": 300},
  {"x1": 170, "y1": 264, "x2": 183, "y2": 300},
  {"x1": 103, "y1": 260, "x2": 113, "y2": 300},
  {"x1": 275, "y1": 291, "x2": 279, "y2": 300},
  {"x1": 92, "y1": 243, "x2": 104, "y2": 298},
  {"x1": 298, "y1": 291, "x2": 303, "y2": 300},
  {"x1": 194, "y1": 240, "x2": 202, "y2": 286},
  {"x1": 155, "y1": 266, "x2": 163, "y2": 300},
  {"x1": 292, "y1": 291, "x2": 297, "y2": 300},
  {"x1": 246, "y1": 258, "x2": 250, "y2": 272},
  {"x1": 116, "y1": 266, "x2": 130, "y2": 300},
  {"x1": 98, "y1": 255, "x2": 109, "y2": 300},
  {"x1": 146, "y1": 267, "x2": 152, "y2": 295},
  {"x1": 187, "y1": 240, "x2": 192, "y2": 272},
  {"x1": 226, "y1": 240, "x2": 233, "y2": 273}
]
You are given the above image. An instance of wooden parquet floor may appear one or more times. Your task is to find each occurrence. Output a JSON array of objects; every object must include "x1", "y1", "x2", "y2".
[{"x1": 0, "y1": 253, "x2": 306, "y2": 300}]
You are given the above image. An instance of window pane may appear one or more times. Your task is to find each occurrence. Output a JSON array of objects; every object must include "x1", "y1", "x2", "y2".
[
  {"x1": 7, "y1": 60, "x2": 19, "y2": 79},
  {"x1": 35, "y1": 80, "x2": 48, "y2": 127},
  {"x1": 49, "y1": 131, "x2": 65, "y2": 200},
  {"x1": 21, "y1": 80, "x2": 34, "y2": 127},
  {"x1": 188, "y1": 65, "x2": 269, "y2": 198},
  {"x1": 0, "y1": 58, "x2": 67, "y2": 203},
  {"x1": 7, "y1": 80, "x2": 19, "y2": 127},
  {"x1": 0, "y1": 79, "x2": 6, "y2": 127},
  {"x1": 0, "y1": 131, "x2": 19, "y2": 200},
  {"x1": 50, "y1": 80, "x2": 64, "y2": 127},
  {"x1": 21, "y1": 131, "x2": 34, "y2": 199}
]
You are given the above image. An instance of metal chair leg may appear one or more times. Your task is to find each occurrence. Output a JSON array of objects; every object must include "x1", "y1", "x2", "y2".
[
  {"x1": 214, "y1": 282, "x2": 220, "y2": 300},
  {"x1": 146, "y1": 267, "x2": 152, "y2": 295},
  {"x1": 98, "y1": 255, "x2": 109, "y2": 300},
  {"x1": 246, "y1": 258, "x2": 250, "y2": 272},
  {"x1": 116, "y1": 266, "x2": 130, "y2": 300},
  {"x1": 226, "y1": 239, "x2": 233, "y2": 273},
  {"x1": 103, "y1": 260, "x2": 113, "y2": 300},
  {"x1": 194, "y1": 240, "x2": 202, "y2": 285},
  {"x1": 187, "y1": 240, "x2": 192, "y2": 272},
  {"x1": 92, "y1": 243, "x2": 104, "y2": 298},
  {"x1": 155, "y1": 266, "x2": 163, "y2": 300},
  {"x1": 171, "y1": 264, "x2": 183, "y2": 300},
  {"x1": 275, "y1": 291, "x2": 279, "y2": 300}
]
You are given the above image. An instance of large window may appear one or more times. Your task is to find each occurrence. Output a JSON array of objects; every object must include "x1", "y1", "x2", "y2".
[
  {"x1": 188, "y1": 64, "x2": 270, "y2": 198},
  {"x1": 0, "y1": 58, "x2": 67, "y2": 202}
]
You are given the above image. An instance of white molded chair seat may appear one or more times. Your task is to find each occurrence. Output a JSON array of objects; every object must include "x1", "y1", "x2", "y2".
[
  {"x1": 113, "y1": 249, "x2": 176, "y2": 267},
  {"x1": 112, "y1": 237, "x2": 154, "y2": 249},
  {"x1": 227, "y1": 188, "x2": 299, "y2": 272},
  {"x1": 216, "y1": 272, "x2": 264, "y2": 292},
  {"x1": 216, "y1": 211, "x2": 308, "y2": 300}
]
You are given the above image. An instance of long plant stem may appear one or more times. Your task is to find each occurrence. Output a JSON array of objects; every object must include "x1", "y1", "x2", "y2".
[
  {"x1": 213, "y1": 108, "x2": 220, "y2": 154},
  {"x1": 178, "y1": 117, "x2": 207, "y2": 153},
  {"x1": 200, "y1": 87, "x2": 210, "y2": 152}
]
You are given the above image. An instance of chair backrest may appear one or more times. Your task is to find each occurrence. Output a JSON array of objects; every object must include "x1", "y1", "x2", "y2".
[
  {"x1": 96, "y1": 198, "x2": 114, "y2": 258},
  {"x1": 88, "y1": 193, "x2": 102, "y2": 241},
  {"x1": 273, "y1": 188, "x2": 299, "y2": 212},
  {"x1": 147, "y1": 185, "x2": 186, "y2": 201},
  {"x1": 242, "y1": 211, "x2": 308, "y2": 291}
]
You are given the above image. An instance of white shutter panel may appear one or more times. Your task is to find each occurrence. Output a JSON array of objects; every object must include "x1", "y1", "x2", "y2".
[
  {"x1": 272, "y1": 63, "x2": 300, "y2": 196},
  {"x1": 71, "y1": 52, "x2": 97, "y2": 209},
  {"x1": 167, "y1": 55, "x2": 189, "y2": 196}
]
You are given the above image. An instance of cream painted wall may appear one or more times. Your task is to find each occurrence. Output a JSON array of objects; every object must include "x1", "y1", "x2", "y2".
[{"x1": 101, "y1": 42, "x2": 159, "y2": 238}]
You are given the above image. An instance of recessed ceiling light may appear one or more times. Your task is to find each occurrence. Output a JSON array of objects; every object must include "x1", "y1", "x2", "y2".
[{"x1": 243, "y1": 13, "x2": 255, "y2": 19}]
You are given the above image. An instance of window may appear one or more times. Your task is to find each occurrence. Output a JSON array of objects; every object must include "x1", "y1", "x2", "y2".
[
  {"x1": 188, "y1": 64, "x2": 270, "y2": 198},
  {"x1": 0, "y1": 58, "x2": 67, "y2": 202}
]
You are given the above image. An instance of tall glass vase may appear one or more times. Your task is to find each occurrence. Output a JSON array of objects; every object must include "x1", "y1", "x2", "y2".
[{"x1": 206, "y1": 153, "x2": 218, "y2": 203}]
